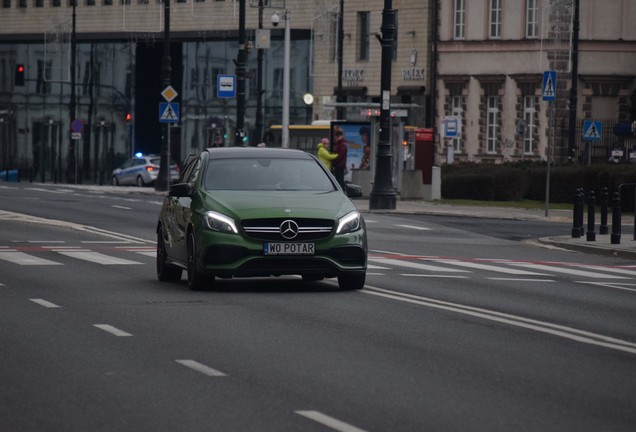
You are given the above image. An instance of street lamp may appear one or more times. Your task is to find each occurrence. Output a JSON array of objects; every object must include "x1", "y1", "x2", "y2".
[{"x1": 272, "y1": 9, "x2": 291, "y2": 148}]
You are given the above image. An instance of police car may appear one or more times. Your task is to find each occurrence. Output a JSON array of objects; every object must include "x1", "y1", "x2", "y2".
[{"x1": 111, "y1": 154, "x2": 180, "y2": 187}]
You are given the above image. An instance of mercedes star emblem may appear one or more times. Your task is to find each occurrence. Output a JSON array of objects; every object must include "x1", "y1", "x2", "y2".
[{"x1": 279, "y1": 220, "x2": 299, "y2": 240}]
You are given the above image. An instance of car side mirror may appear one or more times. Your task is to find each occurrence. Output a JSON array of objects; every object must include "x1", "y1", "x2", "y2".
[{"x1": 168, "y1": 183, "x2": 192, "y2": 198}]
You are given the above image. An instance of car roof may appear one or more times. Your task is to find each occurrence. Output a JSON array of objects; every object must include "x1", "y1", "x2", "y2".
[{"x1": 204, "y1": 147, "x2": 311, "y2": 160}]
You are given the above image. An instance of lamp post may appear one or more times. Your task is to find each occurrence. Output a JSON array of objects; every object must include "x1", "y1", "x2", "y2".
[
  {"x1": 369, "y1": 0, "x2": 396, "y2": 210},
  {"x1": 156, "y1": 0, "x2": 171, "y2": 191},
  {"x1": 282, "y1": 8, "x2": 291, "y2": 148}
]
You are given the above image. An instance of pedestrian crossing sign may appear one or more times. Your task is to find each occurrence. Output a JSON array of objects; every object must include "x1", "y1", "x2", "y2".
[
  {"x1": 583, "y1": 120, "x2": 602, "y2": 141},
  {"x1": 159, "y1": 102, "x2": 179, "y2": 123},
  {"x1": 542, "y1": 70, "x2": 556, "y2": 101}
]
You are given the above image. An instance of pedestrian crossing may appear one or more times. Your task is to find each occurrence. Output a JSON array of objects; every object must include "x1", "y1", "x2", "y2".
[
  {"x1": 368, "y1": 252, "x2": 636, "y2": 284},
  {"x1": 0, "y1": 243, "x2": 155, "y2": 267},
  {"x1": 1, "y1": 242, "x2": 636, "y2": 286}
]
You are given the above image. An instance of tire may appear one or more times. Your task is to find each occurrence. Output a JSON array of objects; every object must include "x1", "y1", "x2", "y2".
[
  {"x1": 337, "y1": 273, "x2": 366, "y2": 291},
  {"x1": 136, "y1": 176, "x2": 145, "y2": 187},
  {"x1": 187, "y1": 231, "x2": 214, "y2": 291},
  {"x1": 112, "y1": 176, "x2": 119, "y2": 186},
  {"x1": 156, "y1": 228, "x2": 182, "y2": 282}
]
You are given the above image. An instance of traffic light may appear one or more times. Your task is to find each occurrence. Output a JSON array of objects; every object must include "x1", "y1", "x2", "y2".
[
  {"x1": 125, "y1": 112, "x2": 132, "y2": 123},
  {"x1": 14, "y1": 64, "x2": 25, "y2": 86}
]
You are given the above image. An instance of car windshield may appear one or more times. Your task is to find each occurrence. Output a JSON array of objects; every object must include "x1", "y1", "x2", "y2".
[{"x1": 203, "y1": 157, "x2": 336, "y2": 191}]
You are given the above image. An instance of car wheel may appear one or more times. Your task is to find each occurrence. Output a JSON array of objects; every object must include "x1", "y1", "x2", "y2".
[
  {"x1": 112, "y1": 176, "x2": 119, "y2": 186},
  {"x1": 136, "y1": 176, "x2": 145, "y2": 187},
  {"x1": 156, "y1": 228, "x2": 182, "y2": 282},
  {"x1": 337, "y1": 273, "x2": 366, "y2": 291},
  {"x1": 187, "y1": 231, "x2": 214, "y2": 291}
]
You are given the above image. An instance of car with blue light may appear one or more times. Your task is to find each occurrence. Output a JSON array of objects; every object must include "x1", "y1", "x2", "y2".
[
  {"x1": 111, "y1": 153, "x2": 180, "y2": 187},
  {"x1": 156, "y1": 147, "x2": 367, "y2": 291}
]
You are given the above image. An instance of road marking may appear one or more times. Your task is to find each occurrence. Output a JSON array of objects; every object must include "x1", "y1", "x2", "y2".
[
  {"x1": 54, "y1": 249, "x2": 142, "y2": 265},
  {"x1": 175, "y1": 360, "x2": 226, "y2": 377},
  {"x1": 370, "y1": 257, "x2": 468, "y2": 273},
  {"x1": 505, "y1": 262, "x2": 628, "y2": 279},
  {"x1": 111, "y1": 205, "x2": 132, "y2": 210},
  {"x1": 367, "y1": 264, "x2": 390, "y2": 270},
  {"x1": 29, "y1": 298, "x2": 61, "y2": 308},
  {"x1": 401, "y1": 274, "x2": 468, "y2": 279},
  {"x1": 488, "y1": 278, "x2": 555, "y2": 282},
  {"x1": 363, "y1": 286, "x2": 636, "y2": 355},
  {"x1": 0, "y1": 250, "x2": 62, "y2": 266},
  {"x1": 395, "y1": 224, "x2": 431, "y2": 231},
  {"x1": 433, "y1": 259, "x2": 548, "y2": 275},
  {"x1": 576, "y1": 281, "x2": 636, "y2": 293},
  {"x1": 94, "y1": 324, "x2": 133, "y2": 337},
  {"x1": 565, "y1": 264, "x2": 636, "y2": 277},
  {"x1": 295, "y1": 410, "x2": 367, "y2": 432}
]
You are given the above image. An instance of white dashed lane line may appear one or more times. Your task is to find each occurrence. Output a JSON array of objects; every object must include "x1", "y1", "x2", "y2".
[
  {"x1": 175, "y1": 360, "x2": 227, "y2": 377},
  {"x1": 29, "y1": 298, "x2": 61, "y2": 308},
  {"x1": 93, "y1": 324, "x2": 133, "y2": 337},
  {"x1": 295, "y1": 410, "x2": 368, "y2": 432}
]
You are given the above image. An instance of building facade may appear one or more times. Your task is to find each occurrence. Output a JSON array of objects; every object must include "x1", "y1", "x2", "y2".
[{"x1": 436, "y1": 0, "x2": 636, "y2": 164}]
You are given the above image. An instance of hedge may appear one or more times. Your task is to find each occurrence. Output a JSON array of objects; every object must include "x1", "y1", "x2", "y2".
[{"x1": 440, "y1": 162, "x2": 636, "y2": 211}]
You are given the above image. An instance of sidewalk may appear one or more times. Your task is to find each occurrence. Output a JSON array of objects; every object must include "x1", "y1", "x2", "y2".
[{"x1": 352, "y1": 198, "x2": 636, "y2": 261}]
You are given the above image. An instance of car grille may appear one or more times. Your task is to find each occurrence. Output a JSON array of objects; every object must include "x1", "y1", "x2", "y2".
[{"x1": 242, "y1": 218, "x2": 334, "y2": 241}]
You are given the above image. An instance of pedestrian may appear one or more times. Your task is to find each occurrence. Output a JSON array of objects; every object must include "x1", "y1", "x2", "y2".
[
  {"x1": 332, "y1": 127, "x2": 348, "y2": 190},
  {"x1": 317, "y1": 138, "x2": 337, "y2": 171}
]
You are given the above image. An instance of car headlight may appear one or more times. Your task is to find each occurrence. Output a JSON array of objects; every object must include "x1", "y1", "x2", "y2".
[
  {"x1": 202, "y1": 211, "x2": 238, "y2": 234},
  {"x1": 336, "y1": 211, "x2": 361, "y2": 234}
]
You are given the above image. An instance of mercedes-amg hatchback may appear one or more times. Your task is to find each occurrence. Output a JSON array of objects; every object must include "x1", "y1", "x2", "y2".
[{"x1": 156, "y1": 147, "x2": 367, "y2": 291}]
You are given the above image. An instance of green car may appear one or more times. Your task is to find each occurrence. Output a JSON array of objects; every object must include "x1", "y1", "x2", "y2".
[{"x1": 156, "y1": 147, "x2": 367, "y2": 291}]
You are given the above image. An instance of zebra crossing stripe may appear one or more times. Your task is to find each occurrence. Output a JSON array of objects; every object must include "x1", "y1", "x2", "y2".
[
  {"x1": 0, "y1": 250, "x2": 62, "y2": 266},
  {"x1": 369, "y1": 257, "x2": 468, "y2": 273},
  {"x1": 432, "y1": 259, "x2": 548, "y2": 275},
  {"x1": 55, "y1": 250, "x2": 142, "y2": 265},
  {"x1": 504, "y1": 262, "x2": 628, "y2": 279}
]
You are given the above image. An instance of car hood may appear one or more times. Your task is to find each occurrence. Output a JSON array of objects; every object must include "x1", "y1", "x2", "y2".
[{"x1": 198, "y1": 190, "x2": 357, "y2": 220}]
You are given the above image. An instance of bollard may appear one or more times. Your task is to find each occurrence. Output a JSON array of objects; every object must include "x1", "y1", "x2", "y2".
[
  {"x1": 599, "y1": 187, "x2": 609, "y2": 235},
  {"x1": 586, "y1": 191, "x2": 596, "y2": 242},
  {"x1": 611, "y1": 192, "x2": 621, "y2": 245},
  {"x1": 577, "y1": 188, "x2": 585, "y2": 237},
  {"x1": 571, "y1": 188, "x2": 581, "y2": 238}
]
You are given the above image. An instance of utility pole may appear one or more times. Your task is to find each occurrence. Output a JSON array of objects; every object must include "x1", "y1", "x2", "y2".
[
  {"x1": 156, "y1": 0, "x2": 171, "y2": 191},
  {"x1": 68, "y1": 0, "x2": 77, "y2": 183},
  {"x1": 255, "y1": 0, "x2": 264, "y2": 144},
  {"x1": 235, "y1": 0, "x2": 247, "y2": 146},
  {"x1": 336, "y1": 0, "x2": 344, "y2": 120},
  {"x1": 369, "y1": 0, "x2": 396, "y2": 210},
  {"x1": 567, "y1": 0, "x2": 580, "y2": 161}
]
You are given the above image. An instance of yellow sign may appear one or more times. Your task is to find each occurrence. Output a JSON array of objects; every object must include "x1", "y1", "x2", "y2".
[{"x1": 161, "y1": 85, "x2": 178, "y2": 102}]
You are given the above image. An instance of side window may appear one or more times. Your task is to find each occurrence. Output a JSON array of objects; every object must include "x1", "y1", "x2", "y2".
[{"x1": 177, "y1": 158, "x2": 200, "y2": 184}]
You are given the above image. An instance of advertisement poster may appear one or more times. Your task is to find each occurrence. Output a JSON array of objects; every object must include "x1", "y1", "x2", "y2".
[{"x1": 330, "y1": 121, "x2": 372, "y2": 170}]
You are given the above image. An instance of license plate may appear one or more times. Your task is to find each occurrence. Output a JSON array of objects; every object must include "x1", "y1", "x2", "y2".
[{"x1": 264, "y1": 242, "x2": 314, "y2": 255}]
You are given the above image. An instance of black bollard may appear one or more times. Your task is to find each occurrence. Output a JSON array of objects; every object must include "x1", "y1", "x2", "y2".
[
  {"x1": 586, "y1": 191, "x2": 596, "y2": 242},
  {"x1": 611, "y1": 192, "x2": 621, "y2": 245},
  {"x1": 599, "y1": 187, "x2": 609, "y2": 235},
  {"x1": 577, "y1": 188, "x2": 585, "y2": 237},
  {"x1": 571, "y1": 188, "x2": 581, "y2": 238}
]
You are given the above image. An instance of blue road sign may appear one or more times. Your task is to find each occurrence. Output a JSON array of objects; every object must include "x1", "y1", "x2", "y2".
[
  {"x1": 159, "y1": 102, "x2": 179, "y2": 123},
  {"x1": 542, "y1": 70, "x2": 557, "y2": 101},
  {"x1": 582, "y1": 120, "x2": 602, "y2": 141},
  {"x1": 217, "y1": 74, "x2": 236, "y2": 98}
]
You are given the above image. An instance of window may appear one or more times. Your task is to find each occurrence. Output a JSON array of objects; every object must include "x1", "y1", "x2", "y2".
[
  {"x1": 526, "y1": 0, "x2": 538, "y2": 38},
  {"x1": 451, "y1": 95, "x2": 464, "y2": 153},
  {"x1": 329, "y1": 11, "x2": 338, "y2": 63},
  {"x1": 358, "y1": 12, "x2": 370, "y2": 61},
  {"x1": 453, "y1": 0, "x2": 465, "y2": 40},
  {"x1": 523, "y1": 95, "x2": 536, "y2": 154},
  {"x1": 36, "y1": 60, "x2": 52, "y2": 95},
  {"x1": 2, "y1": 0, "x2": 10, "y2": 8},
  {"x1": 35, "y1": 0, "x2": 43, "y2": 6},
  {"x1": 486, "y1": 96, "x2": 499, "y2": 153},
  {"x1": 489, "y1": 0, "x2": 502, "y2": 39}
]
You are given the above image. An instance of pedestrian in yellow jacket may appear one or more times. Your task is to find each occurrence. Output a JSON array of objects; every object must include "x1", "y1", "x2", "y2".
[{"x1": 317, "y1": 138, "x2": 338, "y2": 171}]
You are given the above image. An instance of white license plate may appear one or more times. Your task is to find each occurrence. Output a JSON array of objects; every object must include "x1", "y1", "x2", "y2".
[{"x1": 264, "y1": 242, "x2": 315, "y2": 255}]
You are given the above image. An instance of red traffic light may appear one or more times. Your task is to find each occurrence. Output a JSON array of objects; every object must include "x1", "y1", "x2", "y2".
[
  {"x1": 125, "y1": 113, "x2": 132, "y2": 122},
  {"x1": 14, "y1": 64, "x2": 25, "y2": 86}
]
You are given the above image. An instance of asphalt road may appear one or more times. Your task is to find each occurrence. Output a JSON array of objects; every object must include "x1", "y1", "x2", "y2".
[{"x1": 1, "y1": 182, "x2": 635, "y2": 432}]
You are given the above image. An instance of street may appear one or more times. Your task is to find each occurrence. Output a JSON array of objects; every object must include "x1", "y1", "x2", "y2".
[{"x1": 1, "y1": 183, "x2": 635, "y2": 432}]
